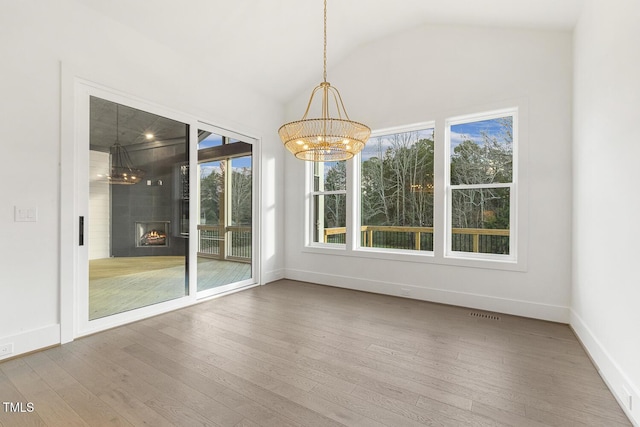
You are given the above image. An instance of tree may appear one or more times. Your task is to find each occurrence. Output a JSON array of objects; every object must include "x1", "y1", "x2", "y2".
[
  {"x1": 231, "y1": 166, "x2": 252, "y2": 226},
  {"x1": 322, "y1": 161, "x2": 346, "y2": 228},
  {"x1": 360, "y1": 131, "x2": 435, "y2": 228},
  {"x1": 450, "y1": 118, "x2": 512, "y2": 232},
  {"x1": 200, "y1": 166, "x2": 222, "y2": 225}
]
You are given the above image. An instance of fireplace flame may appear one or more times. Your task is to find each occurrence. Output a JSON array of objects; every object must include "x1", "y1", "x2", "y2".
[{"x1": 140, "y1": 229, "x2": 168, "y2": 246}]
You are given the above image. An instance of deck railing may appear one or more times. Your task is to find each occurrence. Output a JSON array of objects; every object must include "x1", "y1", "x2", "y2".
[
  {"x1": 198, "y1": 224, "x2": 508, "y2": 259},
  {"x1": 324, "y1": 225, "x2": 509, "y2": 254},
  {"x1": 198, "y1": 225, "x2": 252, "y2": 262}
]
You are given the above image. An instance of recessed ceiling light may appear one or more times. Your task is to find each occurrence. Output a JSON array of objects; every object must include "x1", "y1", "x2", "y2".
[{"x1": 145, "y1": 133, "x2": 154, "y2": 140}]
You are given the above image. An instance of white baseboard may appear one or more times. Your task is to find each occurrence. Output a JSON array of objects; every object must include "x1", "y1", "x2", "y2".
[
  {"x1": 284, "y1": 268, "x2": 570, "y2": 323},
  {"x1": 571, "y1": 310, "x2": 639, "y2": 426},
  {"x1": 0, "y1": 324, "x2": 60, "y2": 361},
  {"x1": 262, "y1": 268, "x2": 285, "y2": 285}
]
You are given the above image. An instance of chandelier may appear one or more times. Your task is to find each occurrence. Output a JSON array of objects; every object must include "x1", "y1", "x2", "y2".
[
  {"x1": 108, "y1": 105, "x2": 145, "y2": 185},
  {"x1": 278, "y1": 0, "x2": 370, "y2": 162}
]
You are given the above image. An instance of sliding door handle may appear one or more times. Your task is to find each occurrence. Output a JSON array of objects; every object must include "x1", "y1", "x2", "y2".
[{"x1": 79, "y1": 216, "x2": 84, "y2": 246}]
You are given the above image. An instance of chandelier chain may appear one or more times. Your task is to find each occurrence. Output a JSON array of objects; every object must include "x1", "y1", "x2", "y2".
[
  {"x1": 278, "y1": 0, "x2": 371, "y2": 161},
  {"x1": 323, "y1": 0, "x2": 327, "y2": 83}
]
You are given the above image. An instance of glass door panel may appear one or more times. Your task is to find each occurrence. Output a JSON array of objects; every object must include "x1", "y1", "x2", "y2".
[
  {"x1": 197, "y1": 131, "x2": 253, "y2": 293},
  {"x1": 88, "y1": 97, "x2": 189, "y2": 320}
]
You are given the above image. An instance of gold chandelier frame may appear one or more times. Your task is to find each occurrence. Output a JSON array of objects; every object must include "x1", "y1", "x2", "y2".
[{"x1": 278, "y1": 0, "x2": 370, "y2": 162}]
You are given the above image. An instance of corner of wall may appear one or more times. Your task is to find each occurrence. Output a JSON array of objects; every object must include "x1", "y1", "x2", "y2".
[
  {"x1": 262, "y1": 269, "x2": 286, "y2": 285},
  {"x1": 571, "y1": 310, "x2": 639, "y2": 426}
]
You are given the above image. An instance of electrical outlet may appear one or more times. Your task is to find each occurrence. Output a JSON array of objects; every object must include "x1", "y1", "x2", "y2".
[
  {"x1": 623, "y1": 386, "x2": 633, "y2": 411},
  {"x1": 0, "y1": 343, "x2": 14, "y2": 358}
]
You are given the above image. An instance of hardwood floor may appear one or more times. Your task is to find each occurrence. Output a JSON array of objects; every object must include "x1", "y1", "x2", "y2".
[{"x1": 0, "y1": 280, "x2": 631, "y2": 426}]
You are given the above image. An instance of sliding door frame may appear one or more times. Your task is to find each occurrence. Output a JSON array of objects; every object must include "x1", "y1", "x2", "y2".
[
  {"x1": 60, "y1": 73, "x2": 261, "y2": 342},
  {"x1": 195, "y1": 122, "x2": 258, "y2": 300}
]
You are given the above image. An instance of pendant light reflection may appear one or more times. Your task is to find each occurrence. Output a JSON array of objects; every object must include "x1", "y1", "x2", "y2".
[{"x1": 108, "y1": 105, "x2": 145, "y2": 185}]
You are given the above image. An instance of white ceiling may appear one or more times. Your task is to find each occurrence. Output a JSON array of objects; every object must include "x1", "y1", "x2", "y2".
[{"x1": 82, "y1": 0, "x2": 585, "y2": 104}]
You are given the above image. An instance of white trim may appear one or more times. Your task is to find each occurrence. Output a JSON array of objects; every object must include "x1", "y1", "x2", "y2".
[
  {"x1": 451, "y1": 183, "x2": 513, "y2": 190},
  {"x1": 570, "y1": 310, "x2": 640, "y2": 426},
  {"x1": 197, "y1": 278, "x2": 256, "y2": 300},
  {"x1": 302, "y1": 104, "x2": 528, "y2": 272},
  {"x1": 262, "y1": 268, "x2": 286, "y2": 284},
  {"x1": 355, "y1": 123, "x2": 435, "y2": 253},
  {"x1": 300, "y1": 243, "x2": 524, "y2": 271},
  {"x1": 194, "y1": 121, "x2": 260, "y2": 299},
  {"x1": 0, "y1": 325, "x2": 61, "y2": 362},
  {"x1": 189, "y1": 123, "x2": 199, "y2": 299},
  {"x1": 310, "y1": 190, "x2": 347, "y2": 196},
  {"x1": 305, "y1": 159, "x2": 348, "y2": 246},
  {"x1": 304, "y1": 242, "x2": 346, "y2": 251},
  {"x1": 73, "y1": 83, "x2": 195, "y2": 338},
  {"x1": 369, "y1": 121, "x2": 437, "y2": 138},
  {"x1": 446, "y1": 107, "x2": 520, "y2": 127},
  {"x1": 60, "y1": 62, "x2": 77, "y2": 343},
  {"x1": 445, "y1": 107, "x2": 518, "y2": 263},
  {"x1": 60, "y1": 68, "x2": 263, "y2": 341},
  {"x1": 285, "y1": 268, "x2": 569, "y2": 323}
]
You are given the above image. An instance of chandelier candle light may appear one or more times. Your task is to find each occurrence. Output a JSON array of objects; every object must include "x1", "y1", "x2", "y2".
[{"x1": 278, "y1": 0, "x2": 370, "y2": 162}]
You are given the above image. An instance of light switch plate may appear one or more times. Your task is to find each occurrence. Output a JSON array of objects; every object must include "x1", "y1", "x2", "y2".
[{"x1": 14, "y1": 206, "x2": 37, "y2": 222}]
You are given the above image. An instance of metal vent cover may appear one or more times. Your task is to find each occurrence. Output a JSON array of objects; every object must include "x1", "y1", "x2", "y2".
[{"x1": 469, "y1": 311, "x2": 501, "y2": 321}]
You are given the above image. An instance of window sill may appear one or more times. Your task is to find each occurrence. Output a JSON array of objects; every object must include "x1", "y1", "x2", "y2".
[{"x1": 302, "y1": 244, "x2": 525, "y2": 272}]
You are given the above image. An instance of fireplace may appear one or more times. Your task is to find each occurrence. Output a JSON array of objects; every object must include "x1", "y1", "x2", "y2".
[{"x1": 136, "y1": 221, "x2": 170, "y2": 247}]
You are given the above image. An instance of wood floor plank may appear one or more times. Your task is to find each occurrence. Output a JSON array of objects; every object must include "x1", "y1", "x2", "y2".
[
  {"x1": 0, "y1": 279, "x2": 632, "y2": 426},
  {"x1": 77, "y1": 333, "x2": 301, "y2": 427},
  {"x1": 123, "y1": 342, "x2": 343, "y2": 427},
  {"x1": 0, "y1": 365, "x2": 47, "y2": 427},
  {"x1": 1, "y1": 357, "x2": 87, "y2": 427},
  {"x1": 310, "y1": 383, "x2": 429, "y2": 427},
  {"x1": 158, "y1": 319, "x2": 359, "y2": 396},
  {"x1": 18, "y1": 350, "x2": 132, "y2": 426},
  {"x1": 218, "y1": 282, "x2": 629, "y2": 424}
]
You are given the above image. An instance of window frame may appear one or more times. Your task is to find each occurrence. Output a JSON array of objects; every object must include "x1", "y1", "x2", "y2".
[
  {"x1": 302, "y1": 102, "x2": 527, "y2": 271},
  {"x1": 355, "y1": 121, "x2": 437, "y2": 256},
  {"x1": 444, "y1": 108, "x2": 518, "y2": 263},
  {"x1": 305, "y1": 160, "x2": 347, "y2": 249}
]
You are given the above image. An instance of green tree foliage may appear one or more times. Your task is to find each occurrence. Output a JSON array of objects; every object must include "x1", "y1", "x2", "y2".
[
  {"x1": 231, "y1": 166, "x2": 252, "y2": 226},
  {"x1": 360, "y1": 131, "x2": 435, "y2": 228},
  {"x1": 323, "y1": 161, "x2": 346, "y2": 228},
  {"x1": 199, "y1": 162, "x2": 252, "y2": 226},
  {"x1": 200, "y1": 166, "x2": 222, "y2": 225},
  {"x1": 450, "y1": 117, "x2": 512, "y2": 230},
  {"x1": 318, "y1": 118, "x2": 512, "y2": 252}
]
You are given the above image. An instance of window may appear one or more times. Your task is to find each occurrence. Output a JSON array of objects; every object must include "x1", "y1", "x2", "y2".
[
  {"x1": 359, "y1": 125, "x2": 435, "y2": 252},
  {"x1": 304, "y1": 106, "x2": 523, "y2": 268},
  {"x1": 446, "y1": 109, "x2": 516, "y2": 259},
  {"x1": 309, "y1": 161, "x2": 347, "y2": 245}
]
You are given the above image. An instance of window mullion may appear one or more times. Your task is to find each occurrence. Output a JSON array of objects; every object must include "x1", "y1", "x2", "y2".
[
  {"x1": 434, "y1": 116, "x2": 447, "y2": 260},
  {"x1": 346, "y1": 156, "x2": 357, "y2": 252}
]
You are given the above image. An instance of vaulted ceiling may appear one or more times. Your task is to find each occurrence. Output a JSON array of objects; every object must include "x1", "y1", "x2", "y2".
[{"x1": 82, "y1": 0, "x2": 584, "y2": 104}]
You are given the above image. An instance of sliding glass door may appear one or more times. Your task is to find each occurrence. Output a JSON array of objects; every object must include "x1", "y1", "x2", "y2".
[
  {"x1": 196, "y1": 128, "x2": 253, "y2": 297},
  {"x1": 73, "y1": 84, "x2": 258, "y2": 338},
  {"x1": 87, "y1": 97, "x2": 189, "y2": 320}
]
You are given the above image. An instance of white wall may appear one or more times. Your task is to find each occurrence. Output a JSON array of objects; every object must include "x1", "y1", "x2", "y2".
[
  {"x1": 0, "y1": 0, "x2": 284, "y2": 358},
  {"x1": 284, "y1": 24, "x2": 574, "y2": 322},
  {"x1": 572, "y1": 0, "x2": 640, "y2": 423}
]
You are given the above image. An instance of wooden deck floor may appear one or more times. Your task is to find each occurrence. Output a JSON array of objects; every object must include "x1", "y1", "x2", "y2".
[
  {"x1": 89, "y1": 256, "x2": 251, "y2": 320},
  {"x1": 1, "y1": 280, "x2": 631, "y2": 426}
]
